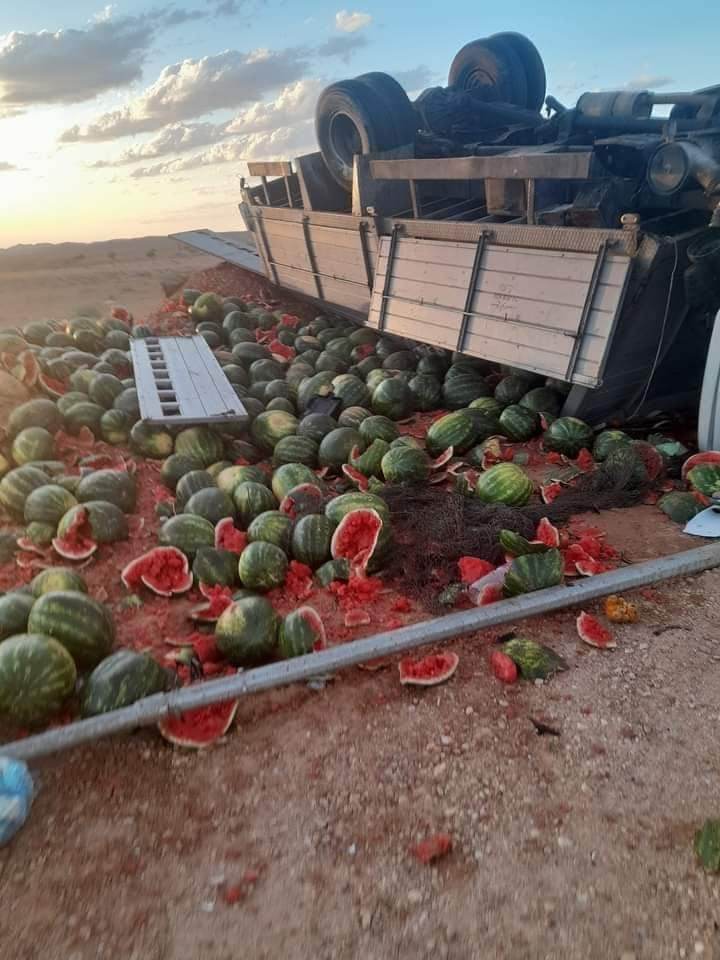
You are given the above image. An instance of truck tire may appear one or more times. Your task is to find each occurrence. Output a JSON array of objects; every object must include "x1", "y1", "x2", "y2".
[
  {"x1": 315, "y1": 74, "x2": 418, "y2": 191},
  {"x1": 492, "y1": 32, "x2": 546, "y2": 111}
]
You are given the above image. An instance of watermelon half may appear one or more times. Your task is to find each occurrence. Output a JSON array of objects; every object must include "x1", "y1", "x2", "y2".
[
  {"x1": 576, "y1": 611, "x2": 616, "y2": 649},
  {"x1": 330, "y1": 508, "x2": 382, "y2": 574},
  {"x1": 158, "y1": 699, "x2": 239, "y2": 749},
  {"x1": 121, "y1": 546, "x2": 193, "y2": 596},
  {"x1": 398, "y1": 651, "x2": 459, "y2": 687}
]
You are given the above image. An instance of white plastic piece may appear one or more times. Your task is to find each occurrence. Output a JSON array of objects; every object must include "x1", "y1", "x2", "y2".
[
  {"x1": 698, "y1": 308, "x2": 720, "y2": 452},
  {"x1": 684, "y1": 495, "x2": 720, "y2": 538}
]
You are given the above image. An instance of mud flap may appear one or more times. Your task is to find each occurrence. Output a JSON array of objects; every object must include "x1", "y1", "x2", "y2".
[{"x1": 698, "y1": 308, "x2": 720, "y2": 452}]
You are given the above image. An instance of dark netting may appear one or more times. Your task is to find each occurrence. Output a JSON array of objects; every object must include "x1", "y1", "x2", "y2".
[{"x1": 380, "y1": 456, "x2": 649, "y2": 611}]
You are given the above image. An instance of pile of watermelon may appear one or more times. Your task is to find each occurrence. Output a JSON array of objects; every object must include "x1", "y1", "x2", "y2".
[{"x1": 0, "y1": 288, "x2": 714, "y2": 745}]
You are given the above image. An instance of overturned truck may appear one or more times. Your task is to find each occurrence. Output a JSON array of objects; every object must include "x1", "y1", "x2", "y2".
[{"x1": 176, "y1": 32, "x2": 720, "y2": 448}]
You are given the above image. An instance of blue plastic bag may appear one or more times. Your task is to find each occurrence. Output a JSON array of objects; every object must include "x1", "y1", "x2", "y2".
[{"x1": 0, "y1": 756, "x2": 34, "y2": 846}]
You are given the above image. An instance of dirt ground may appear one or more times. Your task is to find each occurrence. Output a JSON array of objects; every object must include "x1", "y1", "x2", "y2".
[
  {"x1": 0, "y1": 236, "x2": 232, "y2": 327},
  {"x1": 0, "y1": 259, "x2": 719, "y2": 960}
]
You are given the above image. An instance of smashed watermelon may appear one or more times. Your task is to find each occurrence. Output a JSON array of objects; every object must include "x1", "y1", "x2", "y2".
[
  {"x1": 576, "y1": 611, "x2": 615, "y2": 648},
  {"x1": 330, "y1": 508, "x2": 383, "y2": 574},
  {"x1": 121, "y1": 546, "x2": 193, "y2": 596},
  {"x1": 214, "y1": 517, "x2": 248, "y2": 554},
  {"x1": 158, "y1": 700, "x2": 239, "y2": 749},
  {"x1": 398, "y1": 651, "x2": 459, "y2": 687},
  {"x1": 52, "y1": 506, "x2": 97, "y2": 560}
]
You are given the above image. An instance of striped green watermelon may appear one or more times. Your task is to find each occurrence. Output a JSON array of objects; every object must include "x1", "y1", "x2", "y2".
[
  {"x1": 64, "y1": 401, "x2": 105, "y2": 437},
  {"x1": 409, "y1": 374, "x2": 442, "y2": 411},
  {"x1": 28, "y1": 590, "x2": 115, "y2": 668},
  {"x1": 351, "y1": 438, "x2": 390, "y2": 478},
  {"x1": 0, "y1": 593, "x2": 35, "y2": 641},
  {"x1": 297, "y1": 371, "x2": 334, "y2": 413},
  {"x1": 520, "y1": 387, "x2": 563, "y2": 417},
  {"x1": 184, "y1": 488, "x2": 236, "y2": 525},
  {"x1": 247, "y1": 511, "x2": 293, "y2": 551},
  {"x1": 31, "y1": 567, "x2": 87, "y2": 596},
  {"x1": 366, "y1": 369, "x2": 392, "y2": 392},
  {"x1": 238, "y1": 541, "x2": 288, "y2": 591},
  {"x1": 469, "y1": 396, "x2": 503, "y2": 419},
  {"x1": 81, "y1": 649, "x2": 169, "y2": 717},
  {"x1": 251, "y1": 410, "x2": 299, "y2": 452},
  {"x1": 337, "y1": 406, "x2": 372, "y2": 429},
  {"x1": 8, "y1": 399, "x2": 62, "y2": 438},
  {"x1": 426, "y1": 411, "x2": 478, "y2": 457},
  {"x1": 0, "y1": 466, "x2": 52, "y2": 518},
  {"x1": 498, "y1": 404, "x2": 539, "y2": 441},
  {"x1": 24, "y1": 484, "x2": 78, "y2": 526},
  {"x1": 318, "y1": 428, "x2": 363, "y2": 470},
  {"x1": 88, "y1": 373, "x2": 124, "y2": 409},
  {"x1": 278, "y1": 606, "x2": 327, "y2": 658},
  {"x1": 56, "y1": 500, "x2": 128, "y2": 546},
  {"x1": 130, "y1": 421, "x2": 174, "y2": 459},
  {"x1": 100, "y1": 409, "x2": 130, "y2": 445},
  {"x1": 503, "y1": 549, "x2": 564, "y2": 597},
  {"x1": 57, "y1": 391, "x2": 89, "y2": 416},
  {"x1": 192, "y1": 547, "x2": 238, "y2": 587},
  {"x1": 161, "y1": 454, "x2": 203, "y2": 491},
  {"x1": 315, "y1": 558, "x2": 351, "y2": 586},
  {"x1": 466, "y1": 412, "x2": 502, "y2": 443},
  {"x1": 658, "y1": 492, "x2": 705, "y2": 524},
  {"x1": 359, "y1": 415, "x2": 400, "y2": 444},
  {"x1": 332, "y1": 374, "x2": 371, "y2": 410},
  {"x1": 381, "y1": 446, "x2": 430, "y2": 483},
  {"x1": 272, "y1": 435, "x2": 318, "y2": 467},
  {"x1": 159, "y1": 514, "x2": 216, "y2": 556},
  {"x1": 76, "y1": 469, "x2": 137, "y2": 513},
  {"x1": 113, "y1": 388, "x2": 140, "y2": 420},
  {"x1": 494, "y1": 375, "x2": 532, "y2": 406},
  {"x1": 217, "y1": 464, "x2": 268, "y2": 495},
  {"x1": 191, "y1": 292, "x2": 224, "y2": 324},
  {"x1": 382, "y1": 349, "x2": 417, "y2": 371},
  {"x1": 442, "y1": 374, "x2": 489, "y2": 409},
  {"x1": 0, "y1": 633, "x2": 77, "y2": 725},
  {"x1": 371, "y1": 378, "x2": 414, "y2": 420},
  {"x1": 233, "y1": 481, "x2": 278, "y2": 527},
  {"x1": 291, "y1": 514, "x2": 333, "y2": 568},
  {"x1": 250, "y1": 358, "x2": 285, "y2": 383},
  {"x1": 297, "y1": 413, "x2": 338, "y2": 444},
  {"x1": 499, "y1": 636, "x2": 567, "y2": 679},
  {"x1": 174, "y1": 427, "x2": 225, "y2": 467},
  {"x1": 325, "y1": 491, "x2": 389, "y2": 526},
  {"x1": 11, "y1": 427, "x2": 55, "y2": 466},
  {"x1": 175, "y1": 470, "x2": 215, "y2": 510},
  {"x1": 23, "y1": 522, "x2": 55, "y2": 547},
  {"x1": 215, "y1": 596, "x2": 279, "y2": 665},
  {"x1": 271, "y1": 463, "x2": 318, "y2": 500},
  {"x1": 475, "y1": 463, "x2": 533, "y2": 506},
  {"x1": 543, "y1": 417, "x2": 594, "y2": 458}
]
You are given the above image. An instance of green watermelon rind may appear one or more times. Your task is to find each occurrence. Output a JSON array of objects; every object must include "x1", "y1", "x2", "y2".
[
  {"x1": 503, "y1": 549, "x2": 564, "y2": 597},
  {"x1": 215, "y1": 596, "x2": 279, "y2": 665},
  {"x1": 80, "y1": 649, "x2": 169, "y2": 717},
  {"x1": 0, "y1": 633, "x2": 77, "y2": 726},
  {"x1": 27, "y1": 590, "x2": 115, "y2": 669},
  {"x1": 475, "y1": 463, "x2": 533, "y2": 506},
  {"x1": 237, "y1": 541, "x2": 288, "y2": 591}
]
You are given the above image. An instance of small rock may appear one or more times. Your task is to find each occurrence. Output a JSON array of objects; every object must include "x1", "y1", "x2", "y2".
[
  {"x1": 348, "y1": 844, "x2": 357, "y2": 856},
  {"x1": 620, "y1": 952, "x2": 636, "y2": 960},
  {"x1": 433, "y1": 763, "x2": 447, "y2": 780},
  {"x1": 694, "y1": 944, "x2": 705, "y2": 956},
  {"x1": 557, "y1": 835, "x2": 572, "y2": 849},
  {"x1": 465, "y1": 706, "x2": 474, "y2": 716},
  {"x1": 408, "y1": 889, "x2": 423, "y2": 905},
  {"x1": 359, "y1": 908, "x2": 373, "y2": 930},
  {"x1": 200, "y1": 901, "x2": 215, "y2": 913}
]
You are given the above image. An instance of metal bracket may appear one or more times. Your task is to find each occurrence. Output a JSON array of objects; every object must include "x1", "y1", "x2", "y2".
[
  {"x1": 301, "y1": 215, "x2": 324, "y2": 300},
  {"x1": 456, "y1": 232, "x2": 490, "y2": 353},
  {"x1": 565, "y1": 240, "x2": 608, "y2": 381},
  {"x1": 377, "y1": 224, "x2": 402, "y2": 333},
  {"x1": 253, "y1": 211, "x2": 279, "y2": 286},
  {"x1": 358, "y1": 221, "x2": 374, "y2": 290}
]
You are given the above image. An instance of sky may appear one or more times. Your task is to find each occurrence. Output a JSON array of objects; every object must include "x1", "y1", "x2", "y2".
[{"x1": 0, "y1": 1, "x2": 717, "y2": 247}]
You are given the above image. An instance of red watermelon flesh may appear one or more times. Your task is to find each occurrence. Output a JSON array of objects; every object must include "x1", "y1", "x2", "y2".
[
  {"x1": 330, "y1": 508, "x2": 382, "y2": 574},
  {"x1": 457, "y1": 556, "x2": 494, "y2": 584},
  {"x1": 562, "y1": 543, "x2": 590, "y2": 576},
  {"x1": 467, "y1": 562, "x2": 509, "y2": 603},
  {"x1": 158, "y1": 700, "x2": 239, "y2": 749},
  {"x1": 576, "y1": 611, "x2": 615, "y2": 649},
  {"x1": 215, "y1": 517, "x2": 247, "y2": 554},
  {"x1": 269, "y1": 339, "x2": 295, "y2": 361},
  {"x1": 192, "y1": 584, "x2": 233, "y2": 621},
  {"x1": 38, "y1": 372, "x2": 68, "y2": 398},
  {"x1": 344, "y1": 608, "x2": 371, "y2": 627},
  {"x1": 430, "y1": 447, "x2": 454, "y2": 470},
  {"x1": 398, "y1": 651, "x2": 459, "y2": 686},
  {"x1": 534, "y1": 517, "x2": 560, "y2": 547},
  {"x1": 540, "y1": 481, "x2": 563, "y2": 504},
  {"x1": 121, "y1": 546, "x2": 193, "y2": 596},
  {"x1": 341, "y1": 464, "x2": 369, "y2": 491},
  {"x1": 489, "y1": 650, "x2": 518, "y2": 683},
  {"x1": 52, "y1": 507, "x2": 97, "y2": 560},
  {"x1": 576, "y1": 558, "x2": 615, "y2": 576}
]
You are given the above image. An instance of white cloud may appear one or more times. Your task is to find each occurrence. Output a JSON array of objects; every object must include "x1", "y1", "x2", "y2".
[
  {"x1": 624, "y1": 74, "x2": 673, "y2": 91},
  {"x1": 335, "y1": 10, "x2": 372, "y2": 32},
  {"x1": 60, "y1": 47, "x2": 309, "y2": 142},
  {"x1": 129, "y1": 118, "x2": 316, "y2": 178},
  {"x1": 226, "y1": 78, "x2": 321, "y2": 135},
  {"x1": 92, "y1": 4, "x2": 117, "y2": 22},
  {"x1": 316, "y1": 33, "x2": 367, "y2": 62},
  {"x1": 0, "y1": 17, "x2": 155, "y2": 108},
  {"x1": 0, "y1": 161, "x2": 18, "y2": 171}
]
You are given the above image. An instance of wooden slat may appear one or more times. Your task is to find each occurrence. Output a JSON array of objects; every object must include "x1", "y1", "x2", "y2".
[
  {"x1": 367, "y1": 235, "x2": 631, "y2": 388},
  {"x1": 370, "y1": 153, "x2": 595, "y2": 182},
  {"x1": 247, "y1": 161, "x2": 293, "y2": 177}
]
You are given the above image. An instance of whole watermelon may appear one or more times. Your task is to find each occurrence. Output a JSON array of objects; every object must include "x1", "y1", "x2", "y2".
[
  {"x1": 28, "y1": 590, "x2": 115, "y2": 668},
  {"x1": 215, "y1": 596, "x2": 279, "y2": 665},
  {"x1": 475, "y1": 463, "x2": 533, "y2": 506},
  {"x1": 81, "y1": 649, "x2": 169, "y2": 717},
  {"x1": 0, "y1": 633, "x2": 77, "y2": 726}
]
